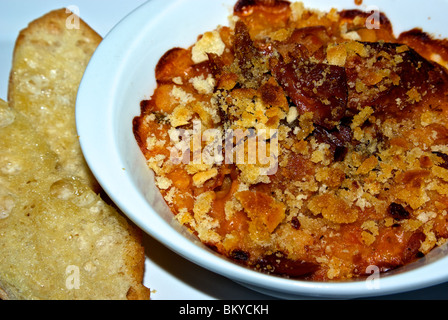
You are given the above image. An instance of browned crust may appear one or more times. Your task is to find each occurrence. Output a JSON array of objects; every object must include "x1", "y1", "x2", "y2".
[
  {"x1": 234, "y1": 0, "x2": 290, "y2": 15},
  {"x1": 338, "y1": 9, "x2": 393, "y2": 33},
  {"x1": 124, "y1": 223, "x2": 151, "y2": 300},
  {"x1": 398, "y1": 28, "x2": 448, "y2": 65},
  {"x1": 0, "y1": 288, "x2": 9, "y2": 300}
]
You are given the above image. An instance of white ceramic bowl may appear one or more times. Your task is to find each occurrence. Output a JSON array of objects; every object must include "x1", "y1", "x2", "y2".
[{"x1": 76, "y1": 0, "x2": 448, "y2": 299}]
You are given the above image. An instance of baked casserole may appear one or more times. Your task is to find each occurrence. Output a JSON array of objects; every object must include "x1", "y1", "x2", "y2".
[{"x1": 133, "y1": 0, "x2": 448, "y2": 281}]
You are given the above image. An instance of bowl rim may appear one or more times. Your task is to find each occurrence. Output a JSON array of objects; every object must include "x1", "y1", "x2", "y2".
[{"x1": 76, "y1": 0, "x2": 448, "y2": 299}]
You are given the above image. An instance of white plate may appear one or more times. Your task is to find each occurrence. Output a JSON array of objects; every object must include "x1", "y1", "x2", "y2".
[{"x1": 3, "y1": 0, "x2": 448, "y2": 300}]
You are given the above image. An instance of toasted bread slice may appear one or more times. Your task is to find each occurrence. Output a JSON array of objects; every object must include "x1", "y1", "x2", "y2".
[
  {"x1": 8, "y1": 8, "x2": 101, "y2": 192},
  {"x1": 0, "y1": 99, "x2": 149, "y2": 300},
  {"x1": 1, "y1": 9, "x2": 150, "y2": 300}
]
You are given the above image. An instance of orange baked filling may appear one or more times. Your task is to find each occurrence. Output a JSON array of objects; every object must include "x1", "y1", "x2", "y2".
[{"x1": 133, "y1": 0, "x2": 448, "y2": 281}]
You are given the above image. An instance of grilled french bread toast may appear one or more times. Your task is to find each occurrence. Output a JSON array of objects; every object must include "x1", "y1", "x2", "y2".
[
  {"x1": 8, "y1": 8, "x2": 101, "y2": 192},
  {"x1": 1, "y1": 9, "x2": 150, "y2": 300}
]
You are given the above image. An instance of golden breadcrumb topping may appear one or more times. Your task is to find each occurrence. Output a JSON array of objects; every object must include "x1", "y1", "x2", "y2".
[{"x1": 133, "y1": 0, "x2": 448, "y2": 281}]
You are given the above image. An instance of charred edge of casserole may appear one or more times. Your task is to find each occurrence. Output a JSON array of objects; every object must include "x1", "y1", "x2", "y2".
[
  {"x1": 234, "y1": 0, "x2": 290, "y2": 15},
  {"x1": 338, "y1": 9, "x2": 393, "y2": 30},
  {"x1": 398, "y1": 28, "x2": 448, "y2": 64}
]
